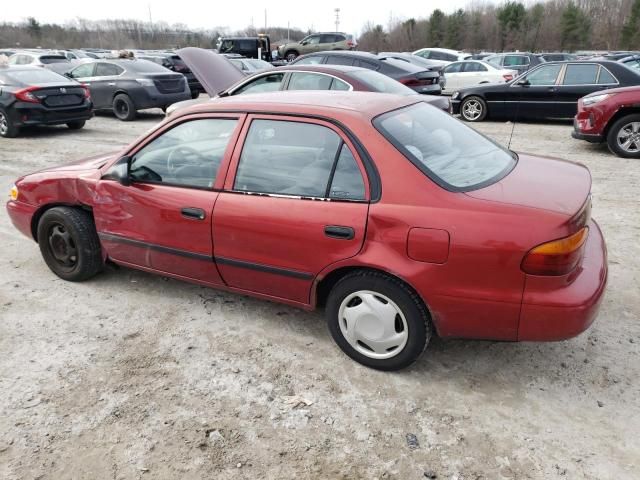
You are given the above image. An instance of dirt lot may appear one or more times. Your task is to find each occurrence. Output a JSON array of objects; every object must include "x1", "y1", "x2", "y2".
[{"x1": 0, "y1": 107, "x2": 638, "y2": 480}]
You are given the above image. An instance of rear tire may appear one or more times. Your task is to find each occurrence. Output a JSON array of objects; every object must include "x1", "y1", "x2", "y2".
[
  {"x1": 326, "y1": 271, "x2": 432, "y2": 371},
  {"x1": 460, "y1": 95, "x2": 488, "y2": 122},
  {"x1": 0, "y1": 108, "x2": 20, "y2": 138},
  {"x1": 37, "y1": 207, "x2": 103, "y2": 282},
  {"x1": 606, "y1": 114, "x2": 640, "y2": 158},
  {"x1": 113, "y1": 94, "x2": 136, "y2": 121},
  {"x1": 66, "y1": 120, "x2": 86, "y2": 130}
]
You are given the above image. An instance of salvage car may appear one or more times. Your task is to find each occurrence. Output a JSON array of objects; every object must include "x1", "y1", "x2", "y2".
[
  {"x1": 452, "y1": 61, "x2": 640, "y2": 122},
  {"x1": 277, "y1": 32, "x2": 356, "y2": 62},
  {"x1": 572, "y1": 85, "x2": 640, "y2": 158},
  {"x1": 441, "y1": 60, "x2": 517, "y2": 94},
  {"x1": 0, "y1": 65, "x2": 92, "y2": 138},
  {"x1": 292, "y1": 51, "x2": 442, "y2": 95},
  {"x1": 166, "y1": 48, "x2": 450, "y2": 116},
  {"x1": 8, "y1": 51, "x2": 73, "y2": 75},
  {"x1": 66, "y1": 58, "x2": 191, "y2": 121},
  {"x1": 136, "y1": 52, "x2": 204, "y2": 99},
  {"x1": 484, "y1": 52, "x2": 546, "y2": 76},
  {"x1": 6, "y1": 92, "x2": 607, "y2": 370}
]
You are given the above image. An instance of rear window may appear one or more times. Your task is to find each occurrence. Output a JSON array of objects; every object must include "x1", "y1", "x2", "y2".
[
  {"x1": 3, "y1": 68, "x2": 68, "y2": 85},
  {"x1": 374, "y1": 103, "x2": 516, "y2": 191},
  {"x1": 39, "y1": 56, "x2": 69, "y2": 65},
  {"x1": 348, "y1": 70, "x2": 415, "y2": 95}
]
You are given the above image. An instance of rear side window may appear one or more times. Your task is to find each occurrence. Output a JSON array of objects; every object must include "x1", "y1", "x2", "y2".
[
  {"x1": 129, "y1": 119, "x2": 238, "y2": 189},
  {"x1": 320, "y1": 34, "x2": 337, "y2": 43},
  {"x1": 444, "y1": 53, "x2": 458, "y2": 62},
  {"x1": 288, "y1": 72, "x2": 333, "y2": 90},
  {"x1": 330, "y1": 78, "x2": 351, "y2": 90},
  {"x1": 96, "y1": 63, "x2": 124, "y2": 76},
  {"x1": 40, "y1": 56, "x2": 68, "y2": 65},
  {"x1": 504, "y1": 55, "x2": 529, "y2": 66},
  {"x1": 374, "y1": 102, "x2": 516, "y2": 191},
  {"x1": 235, "y1": 73, "x2": 284, "y2": 94},
  {"x1": 294, "y1": 55, "x2": 325, "y2": 65},
  {"x1": 463, "y1": 62, "x2": 487, "y2": 72},
  {"x1": 563, "y1": 64, "x2": 599, "y2": 84},
  {"x1": 234, "y1": 119, "x2": 365, "y2": 199},
  {"x1": 326, "y1": 55, "x2": 355, "y2": 66},
  {"x1": 597, "y1": 67, "x2": 618, "y2": 84}
]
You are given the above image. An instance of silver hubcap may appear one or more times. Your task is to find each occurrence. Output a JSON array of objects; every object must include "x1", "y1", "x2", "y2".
[
  {"x1": 0, "y1": 112, "x2": 7, "y2": 135},
  {"x1": 463, "y1": 100, "x2": 482, "y2": 120},
  {"x1": 338, "y1": 291, "x2": 408, "y2": 360},
  {"x1": 617, "y1": 122, "x2": 640, "y2": 153}
]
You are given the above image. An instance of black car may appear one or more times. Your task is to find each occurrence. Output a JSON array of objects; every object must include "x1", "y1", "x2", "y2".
[
  {"x1": 451, "y1": 60, "x2": 640, "y2": 122},
  {"x1": 0, "y1": 66, "x2": 92, "y2": 138},
  {"x1": 484, "y1": 52, "x2": 546, "y2": 76},
  {"x1": 540, "y1": 53, "x2": 577, "y2": 62},
  {"x1": 66, "y1": 59, "x2": 191, "y2": 121},
  {"x1": 217, "y1": 36, "x2": 272, "y2": 62},
  {"x1": 291, "y1": 51, "x2": 442, "y2": 95},
  {"x1": 137, "y1": 53, "x2": 204, "y2": 99}
]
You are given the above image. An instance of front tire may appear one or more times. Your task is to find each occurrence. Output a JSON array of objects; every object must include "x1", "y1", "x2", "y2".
[
  {"x1": 607, "y1": 114, "x2": 640, "y2": 158},
  {"x1": 66, "y1": 120, "x2": 86, "y2": 130},
  {"x1": 326, "y1": 271, "x2": 432, "y2": 371},
  {"x1": 37, "y1": 207, "x2": 103, "y2": 282},
  {"x1": 285, "y1": 50, "x2": 299, "y2": 62},
  {"x1": 460, "y1": 96, "x2": 488, "y2": 122},
  {"x1": 0, "y1": 108, "x2": 20, "y2": 138},
  {"x1": 113, "y1": 93, "x2": 136, "y2": 121}
]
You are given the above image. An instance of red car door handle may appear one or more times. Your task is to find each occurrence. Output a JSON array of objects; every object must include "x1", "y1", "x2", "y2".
[
  {"x1": 324, "y1": 225, "x2": 355, "y2": 240},
  {"x1": 181, "y1": 207, "x2": 206, "y2": 220}
]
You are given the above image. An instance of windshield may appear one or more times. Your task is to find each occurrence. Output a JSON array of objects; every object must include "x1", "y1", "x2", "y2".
[
  {"x1": 245, "y1": 59, "x2": 271, "y2": 69},
  {"x1": 348, "y1": 70, "x2": 415, "y2": 95},
  {"x1": 3, "y1": 68, "x2": 69, "y2": 85},
  {"x1": 40, "y1": 56, "x2": 69, "y2": 64},
  {"x1": 374, "y1": 103, "x2": 516, "y2": 191}
]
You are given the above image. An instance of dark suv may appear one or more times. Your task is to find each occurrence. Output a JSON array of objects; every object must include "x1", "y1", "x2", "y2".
[
  {"x1": 484, "y1": 52, "x2": 546, "y2": 75},
  {"x1": 0, "y1": 66, "x2": 92, "y2": 138},
  {"x1": 67, "y1": 59, "x2": 191, "y2": 121}
]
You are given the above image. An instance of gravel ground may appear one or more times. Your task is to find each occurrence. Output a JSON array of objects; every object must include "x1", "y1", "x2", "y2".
[{"x1": 0, "y1": 107, "x2": 638, "y2": 480}]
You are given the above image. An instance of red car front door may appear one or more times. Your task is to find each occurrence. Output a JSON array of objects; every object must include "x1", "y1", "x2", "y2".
[
  {"x1": 212, "y1": 114, "x2": 371, "y2": 304},
  {"x1": 94, "y1": 115, "x2": 244, "y2": 286}
]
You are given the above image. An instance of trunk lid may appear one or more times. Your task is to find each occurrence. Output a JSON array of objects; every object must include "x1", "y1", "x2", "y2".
[
  {"x1": 30, "y1": 84, "x2": 86, "y2": 108},
  {"x1": 177, "y1": 47, "x2": 245, "y2": 96},
  {"x1": 466, "y1": 153, "x2": 591, "y2": 217}
]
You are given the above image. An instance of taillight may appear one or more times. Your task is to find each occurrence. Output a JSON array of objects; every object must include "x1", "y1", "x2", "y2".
[
  {"x1": 82, "y1": 85, "x2": 91, "y2": 100},
  {"x1": 503, "y1": 74, "x2": 513, "y2": 82},
  {"x1": 347, "y1": 41, "x2": 355, "y2": 47},
  {"x1": 521, "y1": 227, "x2": 589, "y2": 276},
  {"x1": 400, "y1": 76, "x2": 431, "y2": 87},
  {"x1": 14, "y1": 86, "x2": 40, "y2": 103}
]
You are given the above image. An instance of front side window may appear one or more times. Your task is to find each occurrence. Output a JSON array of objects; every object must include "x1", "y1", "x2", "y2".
[
  {"x1": 234, "y1": 73, "x2": 284, "y2": 94},
  {"x1": 304, "y1": 35, "x2": 321, "y2": 45},
  {"x1": 563, "y1": 64, "x2": 599, "y2": 85},
  {"x1": 129, "y1": 119, "x2": 238, "y2": 189},
  {"x1": 70, "y1": 63, "x2": 95, "y2": 78},
  {"x1": 234, "y1": 119, "x2": 365, "y2": 199},
  {"x1": 288, "y1": 72, "x2": 333, "y2": 90},
  {"x1": 374, "y1": 102, "x2": 516, "y2": 191},
  {"x1": 523, "y1": 64, "x2": 562, "y2": 85}
]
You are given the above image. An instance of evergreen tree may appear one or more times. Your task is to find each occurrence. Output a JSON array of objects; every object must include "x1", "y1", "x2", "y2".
[
  {"x1": 446, "y1": 9, "x2": 466, "y2": 50},
  {"x1": 622, "y1": 0, "x2": 640, "y2": 49},
  {"x1": 428, "y1": 9, "x2": 446, "y2": 46},
  {"x1": 561, "y1": 2, "x2": 591, "y2": 51}
]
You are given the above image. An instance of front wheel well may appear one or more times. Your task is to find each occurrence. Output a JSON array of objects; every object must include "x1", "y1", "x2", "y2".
[
  {"x1": 603, "y1": 107, "x2": 640, "y2": 137},
  {"x1": 31, "y1": 204, "x2": 93, "y2": 242},
  {"x1": 314, "y1": 266, "x2": 434, "y2": 326}
]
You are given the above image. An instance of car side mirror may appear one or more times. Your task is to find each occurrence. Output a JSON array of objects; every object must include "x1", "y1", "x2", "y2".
[
  {"x1": 102, "y1": 155, "x2": 131, "y2": 186},
  {"x1": 301, "y1": 41, "x2": 308, "y2": 46},
  {"x1": 64, "y1": 72, "x2": 72, "y2": 78},
  {"x1": 516, "y1": 79, "x2": 530, "y2": 87}
]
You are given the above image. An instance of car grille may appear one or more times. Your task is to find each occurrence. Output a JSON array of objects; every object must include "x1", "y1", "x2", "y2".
[{"x1": 153, "y1": 76, "x2": 185, "y2": 93}]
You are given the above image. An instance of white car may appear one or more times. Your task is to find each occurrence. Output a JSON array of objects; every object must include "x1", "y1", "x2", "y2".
[
  {"x1": 412, "y1": 48, "x2": 471, "y2": 66},
  {"x1": 441, "y1": 60, "x2": 518, "y2": 94}
]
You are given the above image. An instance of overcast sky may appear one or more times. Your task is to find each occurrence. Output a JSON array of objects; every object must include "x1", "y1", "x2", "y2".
[{"x1": 2, "y1": 1, "x2": 470, "y2": 36}]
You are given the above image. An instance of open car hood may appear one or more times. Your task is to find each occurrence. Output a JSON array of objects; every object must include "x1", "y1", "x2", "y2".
[{"x1": 177, "y1": 47, "x2": 245, "y2": 97}]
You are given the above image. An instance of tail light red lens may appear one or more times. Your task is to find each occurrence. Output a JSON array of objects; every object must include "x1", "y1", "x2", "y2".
[
  {"x1": 503, "y1": 74, "x2": 513, "y2": 82},
  {"x1": 400, "y1": 77, "x2": 432, "y2": 87},
  {"x1": 82, "y1": 85, "x2": 91, "y2": 100},
  {"x1": 14, "y1": 86, "x2": 40, "y2": 103},
  {"x1": 521, "y1": 227, "x2": 589, "y2": 276}
]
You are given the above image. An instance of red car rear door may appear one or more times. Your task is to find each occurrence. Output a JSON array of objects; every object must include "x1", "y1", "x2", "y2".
[
  {"x1": 212, "y1": 114, "x2": 371, "y2": 304},
  {"x1": 94, "y1": 114, "x2": 244, "y2": 286}
]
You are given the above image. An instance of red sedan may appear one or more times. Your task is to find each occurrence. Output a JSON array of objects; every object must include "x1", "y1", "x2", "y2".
[{"x1": 6, "y1": 92, "x2": 608, "y2": 370}]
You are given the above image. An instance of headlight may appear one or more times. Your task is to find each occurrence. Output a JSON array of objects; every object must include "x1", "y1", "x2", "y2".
[
  {"x1": 9, "y1": 184, "x2": 18, "y2": 201},
  {"x1": 135, "y1": 78, "x2": 154, "y2": 87},
  {"x1": 451, "y1": 91, "x2": 460, "y2": 100},
  {"x1": 582, "y1": 93, "x2": 612, "y2": 106}
]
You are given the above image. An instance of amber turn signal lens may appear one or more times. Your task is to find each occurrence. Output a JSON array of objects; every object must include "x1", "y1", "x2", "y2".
[
  {"x1": 521, "y1": 227, "x2": 589, "y2": 276},
  {"x1": 9, "y1": 184, "x2": 18, "y2": 201}
]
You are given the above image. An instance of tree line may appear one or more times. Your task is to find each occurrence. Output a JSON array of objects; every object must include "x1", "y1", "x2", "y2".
[
  {"x1": 360, "y1": 0, "x2": 640, "y2": 53},
  {"x1": 1, "y1": 0, "x2": 640, "y2": 54}
]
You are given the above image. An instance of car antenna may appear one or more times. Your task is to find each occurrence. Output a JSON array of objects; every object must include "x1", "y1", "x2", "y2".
[{"x1": 507, "y1": 84, "x2": 522, "y2": 151}]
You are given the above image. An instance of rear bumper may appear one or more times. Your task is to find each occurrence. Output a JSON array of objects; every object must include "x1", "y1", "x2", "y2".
[
  {"x1": 518, "y1": 219, "x2": 608, "y2": 341},
  {"x1": 131, "y1": 87, "x2": 192, "y2": 110},
  {"x1": 10, "y1": 102, "x2": 93, "y2": 127},
  {"x1": 6, "y1": 200, "x2": 38, "y2": 241}
]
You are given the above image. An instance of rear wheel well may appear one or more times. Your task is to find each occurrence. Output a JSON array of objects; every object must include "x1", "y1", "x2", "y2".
[
  {"x1": 315, "y1": 266, "x2": 433, "y2": 325},
  {"x1": 31, "y1": 204, "x2": 93, "y2": 242},
  {"x1": 603, "y1": 107, "x2": 640, "y2": 137}
]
